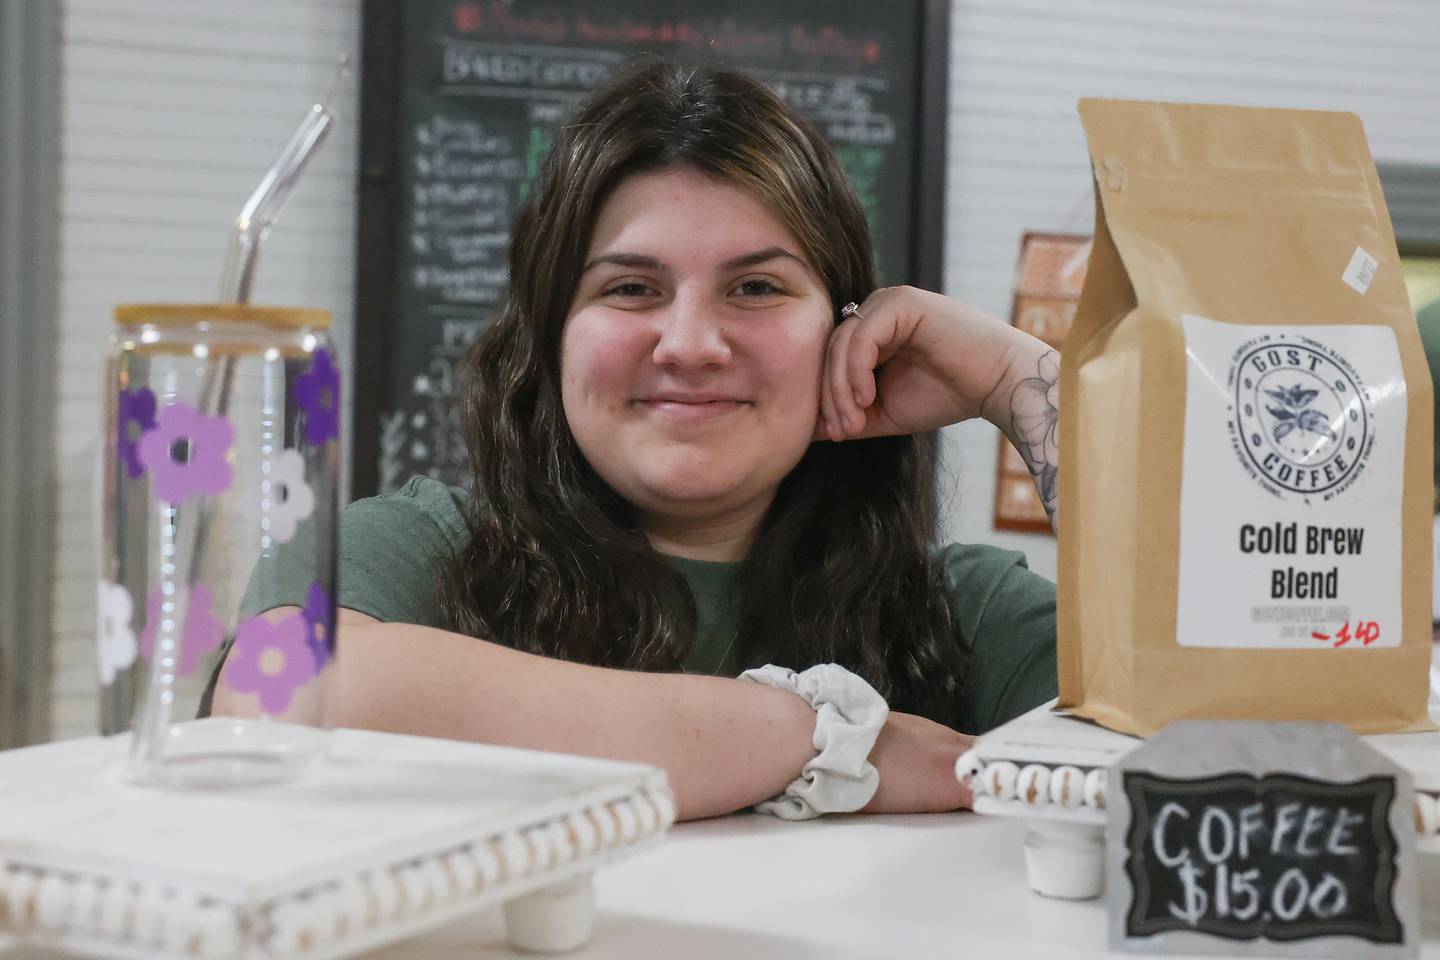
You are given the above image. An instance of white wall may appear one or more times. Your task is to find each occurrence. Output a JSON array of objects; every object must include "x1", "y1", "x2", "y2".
[
  {"x1": 939, "y1": 0, "x2": 1440, "y2": 581},
  {"x1": 46, "y1": 0, "x2": 1440, "y2": 738},
  {"x1": 50, "y1": 0, "x2": 360, "y2": 740}
]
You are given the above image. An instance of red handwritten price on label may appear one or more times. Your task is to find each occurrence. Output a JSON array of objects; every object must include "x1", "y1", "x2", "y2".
[{"x1": 1310, "y1": 622, "x2": 1380, "y2": 648}]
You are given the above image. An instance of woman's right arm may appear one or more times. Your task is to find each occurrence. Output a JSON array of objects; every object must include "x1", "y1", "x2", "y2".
[
  {"x1": 212, "y1": 609, "x2": 971, "y2": 820},
  {"x1": 338, "y1": 613, "x2": 824, "y2": 821}
]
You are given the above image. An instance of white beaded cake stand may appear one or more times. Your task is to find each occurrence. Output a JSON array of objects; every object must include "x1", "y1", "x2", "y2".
[
  {"x1": 958, "y1": 700, "x2": 1440, "y2": 900},
  {"x1": 0, "y1": 720, "x2": 675, "y2": 959}
]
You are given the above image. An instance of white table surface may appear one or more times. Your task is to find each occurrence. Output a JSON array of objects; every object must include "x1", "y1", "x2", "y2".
[
  {"x1": 5, "y1": 813, "x2": 1437, "y2": 959},
  {"x1": 402, "y1": 811, "x2": 1440, "y2": 959},
  {"x1": 362, "y1": 813, "x2": 1440, "y2": 960}
]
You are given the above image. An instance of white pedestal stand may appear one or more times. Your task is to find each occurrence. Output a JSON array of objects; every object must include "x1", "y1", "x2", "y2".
[
  {"x1": 0, "y1": 722, "x2": 676, "y2": 960},
  {"x1": 960, "y1": 701, "x2": 1440, "y2": 900}
]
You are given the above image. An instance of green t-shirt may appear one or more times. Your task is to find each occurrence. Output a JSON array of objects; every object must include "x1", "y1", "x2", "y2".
[{"x1": 238, "y1": 476, "x2": 1058, "y2": 734}]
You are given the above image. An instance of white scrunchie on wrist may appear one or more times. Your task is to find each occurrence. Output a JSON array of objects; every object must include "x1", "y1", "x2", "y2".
[{"x1": 738, "y1": 663, "x2": 889, "y2": 820}]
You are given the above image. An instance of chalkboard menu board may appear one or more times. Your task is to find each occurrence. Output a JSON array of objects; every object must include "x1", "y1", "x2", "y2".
[{"x1": 353, "y1": 0, "x2": 949, "y2": 495}]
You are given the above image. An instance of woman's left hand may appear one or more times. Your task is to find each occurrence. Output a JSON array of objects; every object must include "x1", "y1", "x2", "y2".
[
  {"x1": 817, "y1": 285, "x2": 1060, "y2": 525},
  {"x1": 817, "y1": 286, "x2": 1030, "y2": 439}
]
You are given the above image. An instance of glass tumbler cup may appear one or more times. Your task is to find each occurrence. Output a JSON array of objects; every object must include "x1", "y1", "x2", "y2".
[{"x1": 99, "y1": 304, "x2": 340, "y2": 788}]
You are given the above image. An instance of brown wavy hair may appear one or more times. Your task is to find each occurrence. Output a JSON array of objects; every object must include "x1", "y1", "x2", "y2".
[{"x1": 439, "y1": 59, "x2": 967, "y2": 726}]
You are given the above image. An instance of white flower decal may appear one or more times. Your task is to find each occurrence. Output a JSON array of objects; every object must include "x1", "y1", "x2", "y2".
[
  {"x1": 258, "y1": 449, "x2": 315, "y2": 544},
  {"x1": 97, "y1": 580, "x2": 138, "y2": 685}
]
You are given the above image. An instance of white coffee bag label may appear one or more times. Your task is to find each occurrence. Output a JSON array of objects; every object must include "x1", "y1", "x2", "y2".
[{"x1": 1176, "y1": 315, "x2": 1406, "y2": 649}]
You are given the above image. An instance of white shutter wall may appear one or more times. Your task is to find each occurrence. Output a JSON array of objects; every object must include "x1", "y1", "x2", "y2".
[
  {"x1": 940, "y1": 0, "x2": 1440, "y2": 580},
  {"x1": 52, "y1": 0, "x2": 360, "y2": 741}
]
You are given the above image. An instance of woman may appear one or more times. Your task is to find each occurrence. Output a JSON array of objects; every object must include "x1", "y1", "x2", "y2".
[{"x1": 211, "y1": 60, "x2": 1061, "y2": 821}]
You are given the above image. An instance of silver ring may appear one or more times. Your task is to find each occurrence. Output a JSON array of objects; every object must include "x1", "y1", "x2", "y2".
[{"x1": 841, "y1": 302, "x2": 863, "y2": 321}]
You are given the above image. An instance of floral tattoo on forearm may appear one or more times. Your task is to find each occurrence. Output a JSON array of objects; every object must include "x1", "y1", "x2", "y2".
[{"x1": 1007, "y1": 350, "x2": 1060, "y2": 527}]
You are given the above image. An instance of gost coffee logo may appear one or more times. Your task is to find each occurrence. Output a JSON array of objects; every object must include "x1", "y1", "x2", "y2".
[{"x1": 1231, "y1": 338, "x2": 1371, "y2": 496}]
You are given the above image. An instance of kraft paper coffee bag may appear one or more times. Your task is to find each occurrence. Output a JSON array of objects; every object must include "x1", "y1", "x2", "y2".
[{"x1": 1057, "y1": 98, "x2": 1434, "y2": 737}]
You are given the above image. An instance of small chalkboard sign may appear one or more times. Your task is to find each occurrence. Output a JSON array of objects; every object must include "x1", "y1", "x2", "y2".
[{"x1": 1108, "y1": 721, "x2": 1419, "y2": 958}]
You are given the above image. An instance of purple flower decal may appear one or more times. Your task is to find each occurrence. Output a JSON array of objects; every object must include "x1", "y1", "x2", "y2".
[
  {"x1": 301, "y1": 582, "x2": 335, "y2": 670},
  {"x1": 295, "y1": 348, "x2": 340, "y2": 446},
  {"x1": 117, "y1": 387, "x2": 157, "y2": 479},
  {"x1": 139, "y1": 583, "x2": 225, "y2": 678},
  {"x1": 224, "y1": 612, "x2": 316, "y2": 714},
  {"x1": 137, "y1": 401, "x2": 234, "y2": 506}
]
